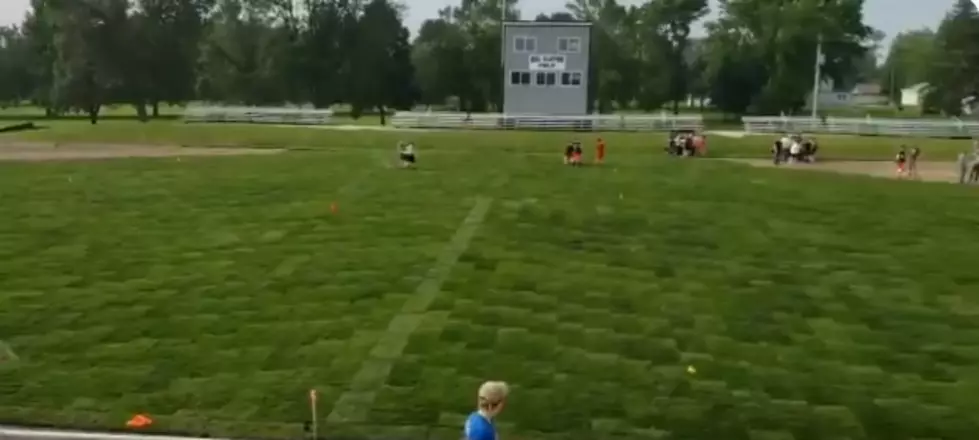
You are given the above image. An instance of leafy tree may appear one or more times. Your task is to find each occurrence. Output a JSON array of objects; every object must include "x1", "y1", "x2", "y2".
[
  {"x1": 347, "y1": 0, "x2": 417, "y2": 121},
  {"x1": 47, "y1": 0, "x2": 133, "y2": 124},
  {"x1": 704, "y1": 0, "x2": 873, "y2": 114},
  {"x1": 0, "y1": 26, "x2": 34, "y2": 106},
  {"x1": 134, "y1": 0, "x2": 214, "y2": 117},
  {"x1": 923, "y1": 0, "x2": 978, "y2": 115},
  {"x1": 879, "y1": 29, "x2": 935, "y2": 104},
  {"x1": 641, "y1": 0, "x2": 708, "y2": 113}
]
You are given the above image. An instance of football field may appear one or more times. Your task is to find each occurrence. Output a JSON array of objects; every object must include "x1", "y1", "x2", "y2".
[{"x1": 1, "y1": 122, "x2": 979, "y2": 440}]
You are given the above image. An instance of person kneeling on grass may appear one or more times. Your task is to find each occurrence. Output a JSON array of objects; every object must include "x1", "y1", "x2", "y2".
[
  {"x1": 397, "y1": 141, "x2": 416, "y2": 168},
  {"x1": 564, "y1": 142, "x2": 574, "y2": 164},
  {"x1": 464, "y1": 381, "x2": 509, "y2": 440},
  {"x1": 572, "y1": 142, "x2": 583, "y2": 166}
]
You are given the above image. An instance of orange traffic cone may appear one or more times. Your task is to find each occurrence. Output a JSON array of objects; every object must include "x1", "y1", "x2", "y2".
[{"x1": 126, "y1": 414, "x2": 153, "y2": 428}]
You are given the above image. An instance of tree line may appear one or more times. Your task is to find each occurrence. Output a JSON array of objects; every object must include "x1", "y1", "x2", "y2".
[{"x1": 0, "y1": 0, "x2": 975, "y2": 124}]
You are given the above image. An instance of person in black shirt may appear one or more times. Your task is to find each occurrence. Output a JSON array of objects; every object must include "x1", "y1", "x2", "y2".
[
  {"x1": 564, "y1": 143, "x2": 574, "y2": 164},
  {"x1": 772, "y1": 137, "x2": 784, "y2": 165}
]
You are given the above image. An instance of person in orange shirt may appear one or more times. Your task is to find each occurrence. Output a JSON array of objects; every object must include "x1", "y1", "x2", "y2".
[{"x1": 595, "y1": 137, "x2": 606, "y2": 163}]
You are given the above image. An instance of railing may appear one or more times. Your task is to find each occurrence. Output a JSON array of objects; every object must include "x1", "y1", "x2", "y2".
[
  {"x1": 390, "y1": 112, "x2": 704, "y2": 132},
  {"x1": 742, "y1": 116, "x2": 979, "y2": 138},
  {"x1": 183, "y1": 106, "x2": 333, "y2": 125}
]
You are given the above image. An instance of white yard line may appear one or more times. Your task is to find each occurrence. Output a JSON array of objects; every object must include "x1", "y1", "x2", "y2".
[{"x1": 326, "y1": 197, "x2": 493, "y2": 423}]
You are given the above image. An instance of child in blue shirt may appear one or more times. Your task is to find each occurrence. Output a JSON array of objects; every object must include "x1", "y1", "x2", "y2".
[{"x1": 463, "y1": 381, "x2": 509, "y2": 440}]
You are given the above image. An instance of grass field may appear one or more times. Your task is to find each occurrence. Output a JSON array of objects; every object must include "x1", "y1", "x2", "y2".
[
  {"x1": 2, "y1": 123, "x2": 979, "y2": 440},
  {"x1": 2, "y1": 119, "x2": 975, "y2": 160}
]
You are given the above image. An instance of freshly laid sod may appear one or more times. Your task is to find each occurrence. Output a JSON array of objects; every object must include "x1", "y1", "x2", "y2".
[
  {"x1": 3, "y1": 119, "x2": 975, "y2": 160},
  {"x1": 2, "y1": 129, "x2": 979, "y2": 440}
]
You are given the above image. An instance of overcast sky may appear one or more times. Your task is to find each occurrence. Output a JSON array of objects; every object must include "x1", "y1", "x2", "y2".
[{"x1": 0, "y1": 0, "x2": 956, "y2": 53}]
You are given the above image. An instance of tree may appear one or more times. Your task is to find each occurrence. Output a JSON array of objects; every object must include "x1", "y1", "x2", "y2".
[
  {"x1": 534, "y1": 12, "x2": 576, "y2": 22},
  {"x1": 641, "y1": 0, "x2": 708, "y2": 113},
  {"x1": 0, "y1": 26, "x2": 34, "y2": 106},
  {"x1": 347, "y1": 0, "x2": 417, "y2": 122},
  {"x1": 412, "y1": 18, "x2": 466, "y2": 107},
  {"x1": 566, "y1": 0, "x2": 639, "y2": 113},
  {"x1": 923, "y1": 0, "x2": 978, "y2": 115},
  {"x1": 21, "y1": 0, "x2": 58, "y2": 114},
  {"x1": 879, "y1": 29, "x2": 935, "y2": 104},
  {"x1": 134, "y1": 0, "x2": 214, "y2": 117},
  {"x1": 48, "y1": 0, "x2": 133, "y2": 124},
  {"x1": 703, "y1": 0, "x2": 873, "y2": 114}
]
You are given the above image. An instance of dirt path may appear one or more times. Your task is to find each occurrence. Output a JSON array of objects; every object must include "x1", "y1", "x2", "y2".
[
  {"x1": 0, "y1": 142, "x2": 283, "y2": 162},
  {"x1": 724, "y1": 159, "x2": 962, "y2": 183}
]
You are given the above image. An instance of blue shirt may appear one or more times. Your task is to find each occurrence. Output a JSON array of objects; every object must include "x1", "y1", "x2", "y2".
[{"x1": 463, "y1": 412, "x2": 496, "y2": 440}]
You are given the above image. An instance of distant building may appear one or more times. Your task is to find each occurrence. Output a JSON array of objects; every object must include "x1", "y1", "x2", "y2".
[
  {"x1": 808, "y1": 80, "x2": 886, "y2": 108},
  {"x1": 901, "y1": 82, "x2": 930, "y2": 107},
  {"x1": 961, "y1": 94, "x2": 977, "y2": 116},
  {"x1": 501, "y1": 21, "x2": 592, "y2": 115}
]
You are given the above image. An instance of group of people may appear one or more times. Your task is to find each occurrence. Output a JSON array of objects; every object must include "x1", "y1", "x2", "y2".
[
  {"x1": 771, "y1": 134, "x2": 818, "y2": 164},
  {"x1": 894, "y1": 145, "x2": 922, "y2": 179},
  {"x1": 563, "y1": 138, "x2": 606, "y2": 166},
  {"x1": 666, "y1": 130, "x2": 707, "y2": 157},
  {"x1": 397, "y1": 141, "x2": 416, "y2": 168}
]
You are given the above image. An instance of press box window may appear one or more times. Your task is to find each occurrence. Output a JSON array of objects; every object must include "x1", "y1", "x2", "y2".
[
  {"x1": 535, "y1": 72, "x2": 556, "y2": 86},
  {"x1": 561, "y1": 72, "x2": 582, "y2": 86},
  {"x1": 514, "y1": 36, "x2": 536, "y2": 52},
  {"x1": 558, "y1": 37, "x2": 581, "y2": 53},
  {"x1": 510, "y1": 71, "x2": 531, "y2": 85}
]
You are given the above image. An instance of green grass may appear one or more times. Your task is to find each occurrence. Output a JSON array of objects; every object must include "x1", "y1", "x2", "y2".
[
  {"x1": 3, "y1": 119, "x2": 975, "y2": 160},
  {"x1": 2, "y1": 126, "x2": 979, "y2": 439}
]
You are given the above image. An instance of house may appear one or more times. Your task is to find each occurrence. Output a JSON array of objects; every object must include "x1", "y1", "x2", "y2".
[
  {"x1": 962, "y1": 94, "x2": 977, "y2": 116},
  {"x1": 808, "y1": 79, "x2": 852, "y2": 108},
  {"x1": 850, "y1": 83, "x2": 888, "y2": 106},
  {"x1": 808, "y1": 81, "x2": 887, "y2": 108},
  {"x1": 502, "y1": 21, "x2": 592, "y2": 115},
  {"x1": 901, "y1": 82, "x2": 930, "y2": 107}
]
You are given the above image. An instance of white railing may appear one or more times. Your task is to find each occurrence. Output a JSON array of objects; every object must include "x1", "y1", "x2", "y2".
[
  {"x1": 390, "y1": 112, "x2": 704, "y2": 131},
  {"x1": 183, "y1": 106, "x2": 333, "y2": 125},
  {"x1": 0, "y1": 426, "x2": 226, "y2": 440},
  {"x1": 742, "y1": 116, "x2": 979, "y2": 138}
]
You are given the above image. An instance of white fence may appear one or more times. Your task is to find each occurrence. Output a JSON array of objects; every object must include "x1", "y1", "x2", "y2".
[
  {"x1": 183, "y1": 106, "x2": 333, "y2": 125},
  {"x1": 390, "y1": 112, "x2": 703, "y2": 132},
  {"x1": 0, "y1": 426, "x2": 225, "y2": 440},
  {"x1": 743, "y1": 116, "x2": 979, "y2": 138}
]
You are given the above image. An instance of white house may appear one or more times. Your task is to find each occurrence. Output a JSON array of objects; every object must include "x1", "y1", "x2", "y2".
[
  {"x1": 808, "y1": 80, "x2": 886, "y2": 108},
  {"x1": 901, "y1": 83, "x2": 930, "y2": 107},
  {"x1": 962, "y1": 95, "x2": 977, "y2": 116}
]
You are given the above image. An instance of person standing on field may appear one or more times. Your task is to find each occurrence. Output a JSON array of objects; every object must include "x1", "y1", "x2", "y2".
[
  {"x1": 908, "y1": 146, "x2": 921, "y2": 179},
  {"x1": 596, "y1": 137, "x2": 606, "y2": 164},
  {"x1": 958, "y1": 152, "x2": 969, "y2": 183},
  {"x1": 464, "y1": 381, "x2": 509, "y2": 440},
  {"x1": 895, "y1": 146, "x2": 907, "y2": 178}
]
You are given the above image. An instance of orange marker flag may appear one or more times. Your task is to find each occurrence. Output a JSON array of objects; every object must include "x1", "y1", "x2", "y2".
[{"x1": 126, "y1": 414, "x2": 153, "y2": 428}]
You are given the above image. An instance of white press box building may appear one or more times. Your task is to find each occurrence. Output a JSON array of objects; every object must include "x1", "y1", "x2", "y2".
[{"x1": 502, "y1": 21, "x2": 592, "y2": 116}]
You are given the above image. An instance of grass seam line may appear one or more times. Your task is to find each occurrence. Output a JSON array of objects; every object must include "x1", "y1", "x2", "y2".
[
  {"x1": 0, "y1": 340, "x2": 18, "y2": 362},
  {"x1": 326, "y1": 196, "x2": 493, "y2": 423}
]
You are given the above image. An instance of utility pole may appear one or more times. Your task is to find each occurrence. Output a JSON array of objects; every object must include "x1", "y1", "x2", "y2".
[{"x1": 811, "y1": 34, "x2": 823, "y2": 119}]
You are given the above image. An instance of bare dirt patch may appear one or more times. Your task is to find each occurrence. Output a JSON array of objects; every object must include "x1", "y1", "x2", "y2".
[
  {"x1": 724, "y1": 158, "x2": 962, "y2": 183},
  {"x1": 0, "y1": 142, "x2": 283, "y2": 162}
]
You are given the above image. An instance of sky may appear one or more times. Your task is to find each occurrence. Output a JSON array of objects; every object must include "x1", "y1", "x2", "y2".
[{"x1": 0, "y1": 0, "x2": 957, "y2": 53}]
